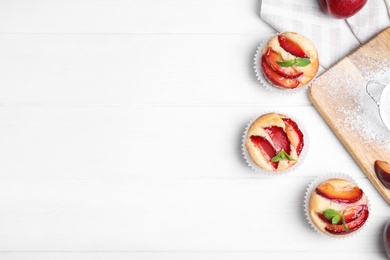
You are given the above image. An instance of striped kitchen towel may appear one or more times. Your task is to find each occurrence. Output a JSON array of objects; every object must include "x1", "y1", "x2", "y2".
[{"x1": 260, "y1": 0, "x2": 390, "y2": 69}]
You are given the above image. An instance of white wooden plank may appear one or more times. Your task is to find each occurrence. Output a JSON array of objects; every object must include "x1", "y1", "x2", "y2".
[
  {"x1": 0, "y1": 178, "x2": 387, "y2": 252},
  {"x1": 0, "y1": 34, "x2": 312, "y2": 106},
  {"x1": 0, "y1": 0, "x2": 273, "y2": 34},
  {"x1": 0, "y1": 106, "x2": 359, "y2": 179},
  {"x1": 0, "y1": 252, "x2": 388, "y2": 260}
]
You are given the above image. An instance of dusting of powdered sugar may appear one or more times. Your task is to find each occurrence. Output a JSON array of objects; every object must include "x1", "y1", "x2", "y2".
[{"x1": 334, "y1": 53, "x2": 390, "y2": 150}]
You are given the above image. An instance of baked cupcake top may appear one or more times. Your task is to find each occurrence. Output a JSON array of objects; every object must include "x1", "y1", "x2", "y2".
[
  {"x1": 309, "y1": 178, "x2": 369, "y2": 237},
  {"x1": 261, "y1": 32, "x2": 319, "y2": 89},
  {"x1": 244, "y1": 113, "x2": 304, "y2": 172}
]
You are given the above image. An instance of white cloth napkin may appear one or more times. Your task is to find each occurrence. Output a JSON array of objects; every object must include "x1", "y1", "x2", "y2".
[
  {"x1": 347, "y1": 0, "x2": 390, "y2": 43},
  {"x1": 260, "y1": 0, "x2": 390, "y2": 69}
]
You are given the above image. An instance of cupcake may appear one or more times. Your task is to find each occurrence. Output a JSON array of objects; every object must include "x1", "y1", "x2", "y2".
[
  {"x1": 244, "y1": 112, "x2": 304, "y2": 172},
  {"x1": 259, "y1": 32, "x2": 319, "y2": 89},
  {"x1": 308, "y1": 178, "x2": 369, "y2": 237}
]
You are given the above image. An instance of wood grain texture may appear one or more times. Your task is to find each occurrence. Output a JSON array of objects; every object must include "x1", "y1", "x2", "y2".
[{"x1": 309, "y1": 26, "x2": 390, "y2": 204}]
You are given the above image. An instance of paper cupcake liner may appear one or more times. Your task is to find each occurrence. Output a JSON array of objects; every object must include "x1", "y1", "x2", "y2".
[
  {"x1": 253, "y1": 35, "x2": 319, "y2": 96},
  {"x1": 241, "y1": 111, "x2": 309, "y2": 176},
  {"x1": 304, "y1": 172, "x2": 371, "y2": 239}
]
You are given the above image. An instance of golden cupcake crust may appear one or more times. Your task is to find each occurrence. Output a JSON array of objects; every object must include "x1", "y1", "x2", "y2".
[
  {"x1": 245, "y1": 113, "x2": 300, "y2": 171},
  {"x1": 309, "y1": 178, "x2": 368, "y2": 237},
  {"x1": 262, "y1": 32, "x2": 319, "y2": 87}
]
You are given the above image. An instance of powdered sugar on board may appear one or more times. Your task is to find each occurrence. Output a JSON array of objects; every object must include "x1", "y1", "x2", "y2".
[
  {"x1": 342, "y1": 53, "x2": 390, "y2": 149},
  {"x1": 316, "y1": 53, "x2": 390, "y2": 150}
]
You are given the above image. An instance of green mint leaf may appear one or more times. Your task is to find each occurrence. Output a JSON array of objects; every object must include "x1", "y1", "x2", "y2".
[
  {"x1": 271, "y1": 149, "x2": 295, "y2": 162},
  {"x1": 332, "y1": 215, "x2": 341, "y2": 225},
  {"x1": 276, "y1": 58, "x2": 311, "y2": 68},
  {"x1": 284, "y1": 152, "x2": 295, "y2": 161},
  {"x1": 323, "y1": 209, "x2": 350, "y2": 232},
  {"x1": 276, "y1": 60, "x2": 295, "y2": 67},
  {"x1": 341, "y1": 214, "x2": 350, "y2": 232},
  {"x1": 271, "y1": 152, "x2": 282, "y2": 162},
  {"x1": 295, "y1": 58, "x2": 311, "y2": 67},
  {"x1": 323, "y1": 209, "x2": 340, "y2": 220}
]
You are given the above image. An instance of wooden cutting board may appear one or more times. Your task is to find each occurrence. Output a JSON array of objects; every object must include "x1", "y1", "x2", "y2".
[{"x1": 309, "y1": 26, "x2": 390, "y2": 204}]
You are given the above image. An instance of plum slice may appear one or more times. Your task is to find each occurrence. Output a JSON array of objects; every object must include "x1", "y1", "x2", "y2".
[
  {"x1": 317, "y1": 205, "x2": 365, "y2": 224},
  {"x1": 261, "y1": 56, "x2": 300, "y2": 89},
  {"x1": 278, "y1": 35, "x2": 308, "y2": 58},
  {"x1": 375, "y1": 160, "x2": 390, "y2": 189},
  {"x1": 264, "y1": 48, "x2": 303, "y2": 79},
  {"x1": 264, "y1": 126, "x2": 291, "y2": 155},
  {"x1": 250, "y1": 135, "x2": 278, "y2": 169},
  {"x1": 316, "y1": 181, "x2": 363, "y2": 203},
  {"x1": 325, "y1": 205, "x2": 369, "y2": 235},
  {"x1": 282, "y1": 118, "x2": 304, "y2": 155}
]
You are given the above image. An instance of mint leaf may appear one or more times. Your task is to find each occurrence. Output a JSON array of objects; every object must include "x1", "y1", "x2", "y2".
[
  {"x1": 271, "y1": 152, "x2": 282, "y2": 162},
  {"x1": 271, "y1": 149, "x2": 295, "y2": 162},
  {"x1": 323, "y1": 209, "x2": 350, "y2": 232},
  {"x1": 295, "y1": 58, "x2": 311, "y2": 67},
  {"x1": 284, "y1": 152, "x2": 295, "y2": 161},
  {"x1": 341, "y1": 213, "x2": 351, "y2": 232},
  {"x1": 276, "y1": 58, "x2": 311, "y2": 68},
  {"x1": 323, "y1": 209, "x2": 339, "y2": 220},
  {"x1": 276, "y1": 60, "x2": 295, "y2": 67},
  {"x1": 332, "y1": 215, "x2": 341, "y2": 225}
]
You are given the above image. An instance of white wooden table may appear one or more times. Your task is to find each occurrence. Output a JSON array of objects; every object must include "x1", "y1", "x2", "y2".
[{"x1": 1, "y1": 1, "x2": 390, "y2": 259}]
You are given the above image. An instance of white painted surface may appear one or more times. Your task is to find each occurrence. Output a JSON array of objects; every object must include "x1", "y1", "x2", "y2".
[{"x1": 0, "y1": 0, "x2": 389, "y2": 259}]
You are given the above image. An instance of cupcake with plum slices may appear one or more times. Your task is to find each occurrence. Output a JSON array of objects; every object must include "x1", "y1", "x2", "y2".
[
  {"x1": 307, "y1": 178, "x2": 369, "y2": 237},
  {"x1": 244, "y1": 112, "x2": 304, "y2": 172},
  {"x1": 258, "y1": 32, "x2": 319, "y2": 89}
]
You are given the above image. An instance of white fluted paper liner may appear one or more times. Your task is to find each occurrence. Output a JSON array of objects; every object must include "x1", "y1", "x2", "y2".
[
  {"x1": 253, "y1": 35, "x2": 319, "y2": 96},
  {"x1": 241, "y1": 111, "x2": 309, "y2": 176},
  {"x1": 304, "y1": 172, "x2": 371, "y2": 239}
]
